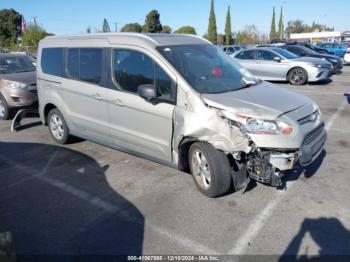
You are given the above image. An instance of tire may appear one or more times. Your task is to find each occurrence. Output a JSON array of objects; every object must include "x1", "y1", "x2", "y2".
[
  {"x1": 288, "y1": 67, "x2": 308, "y2": 85},
  {"x1": 189, "y1": 142, "x2": 232, "y2": 198},
  {"x1": 47, "y1": 108, "x2": 71, "y2": 144},
  {"x1": 0, "y1": 94, "x2": 12, "y2": 120}
]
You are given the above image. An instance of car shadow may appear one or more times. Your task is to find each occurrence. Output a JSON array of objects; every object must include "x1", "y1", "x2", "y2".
[
  {"x1": 308, "y1": 79, "x2": 333, "y2": 86},
  {"x1": 0, "y1": 142, "x2": 144, "y2": 258},
  {"x1": 280, "y1": 150, "x2": 326, "y2": 189},
  {"x1": 279, "y1": 217, "x2": 350, "y2": 261}
]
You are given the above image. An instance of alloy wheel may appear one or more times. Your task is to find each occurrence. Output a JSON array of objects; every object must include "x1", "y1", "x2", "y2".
[
  {"x1": 50, "y1": 114, "x2": 65, "y2": 140},
  {"x1": 290, "y1": 69, "x2": 306, "y2": 85},
  {"x1": 0, "y1": 99, "x2": 5, "y2": 118},
  {"x1": 191, "y1": 149, "x2": 212, "y2": 189}
]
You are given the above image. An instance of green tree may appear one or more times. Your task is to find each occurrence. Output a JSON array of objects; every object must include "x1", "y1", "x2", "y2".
[
  {"x1": 310, "y1": 21, "x2": 334, "y2": 32},
  {"x1": 278, "y1": 6, "x2": 284, "y2": 40},
  {"x1": 121, "y1": 23, "x2": 142, "y2": 33},
  {"x1": 235, "y1": 25, "x2": 261, "y2": 45},
  {"x1": 102, "y1": 18, "x2": 110, "y2": 32},
  {"x1": 21, "y1": 24, "x2": 48, "y2": 47},
  {"x1": 269, "y1": 6, "x2": 277, "y2": 40},
  {"x1": 0, "y1": 8, "x2": 22, "y2": 47},
  {"x1": 174, "y1": 26, "x2": 196, "y2": 35},
  {"x1": 225, "y1": 6, "x2": 232, "y2": 45},
  {"x1": 142, "y1": 10, "x2": 162, "y2": 33},
  {"x1": 162, "y1": 25, "x2": 172, "y2": 34},
  {"x1": 207, "y1": 0, "x2": 217, "y2": 44}
]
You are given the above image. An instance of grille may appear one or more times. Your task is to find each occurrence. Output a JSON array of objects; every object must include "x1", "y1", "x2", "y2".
[
  {"x1": 298, "y1": 110, "x2": 319, "y2": 125},
  {"x1": 303, "y1": 124, "x2": 325, "y2": 145}
]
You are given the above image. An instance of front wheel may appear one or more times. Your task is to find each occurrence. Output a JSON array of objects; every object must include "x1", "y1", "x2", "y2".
[
  {"x1": 0, "y1": 95, "x2": 12, "y2": 120},
  {"x1": 288, "y1": 67, "x2": 308, "y2": 85},
  {"x1": 189, "y1": 142, "x2": 232, "y2": 198}
]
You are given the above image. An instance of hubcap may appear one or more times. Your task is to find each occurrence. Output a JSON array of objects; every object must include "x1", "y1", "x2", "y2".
[
  {"x1": 290, "y1": 69, "x2": 305, "y2": 85},
  {"x1": 191, "y1": 149, "x2": 211, "y2": 189},
  {"x1": 50, "y1": 114, "x2": 65, "y2": 140},
  {"x1": 0, "y1": 99, "x2": 5, "y2": 117}
]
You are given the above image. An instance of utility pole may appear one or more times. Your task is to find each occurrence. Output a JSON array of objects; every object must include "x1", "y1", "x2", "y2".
[
  {"x1": 31, "y1": 16, "x2": 37, "y2": 26},
  {"x1": 114, "y1": 22, "x2": 118, "y2": 32}
]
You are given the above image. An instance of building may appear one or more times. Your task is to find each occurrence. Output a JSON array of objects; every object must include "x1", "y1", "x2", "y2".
[
  {"x1": 289, "y1": 31, "x2": 341, "y2": 43},
  {"x1": 341, "y1": 31, "x2": 350, "y2": 41}
]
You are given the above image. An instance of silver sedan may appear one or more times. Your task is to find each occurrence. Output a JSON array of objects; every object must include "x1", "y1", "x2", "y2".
[{"x1": 233, "y1": 47, "x2": 333, "y2": 85}]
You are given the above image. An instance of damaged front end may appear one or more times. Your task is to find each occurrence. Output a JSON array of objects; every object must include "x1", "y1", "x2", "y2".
[{"x1": 244, "y1": 148, "x2": 298, "y2": 187}]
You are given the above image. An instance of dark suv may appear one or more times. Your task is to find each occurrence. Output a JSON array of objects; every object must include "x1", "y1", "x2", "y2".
[
  {"x1": 0, "y1": 54, "x2": 37, "y2": 120},
  {"x1": 280, "y1": 45, "x2": 343, "y2": 74}
]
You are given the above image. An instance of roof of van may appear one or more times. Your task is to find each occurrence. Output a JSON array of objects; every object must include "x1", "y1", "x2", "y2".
[{"x1": 39, "y1": 33, "x2": 210, "y2": 48}]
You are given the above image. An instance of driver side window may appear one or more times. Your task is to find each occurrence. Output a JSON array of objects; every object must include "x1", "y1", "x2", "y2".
[
  {"x1": 257, "y1": 50, "x2": 278, "y2": 61},
  {"x1": 114, "y1": 49, "x2": 175, "y2": 101}
]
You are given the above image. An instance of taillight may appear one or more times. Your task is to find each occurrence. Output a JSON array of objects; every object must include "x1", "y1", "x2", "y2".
[{"x1": 347, "y1": 49, "x2": 350, "y2": 54}]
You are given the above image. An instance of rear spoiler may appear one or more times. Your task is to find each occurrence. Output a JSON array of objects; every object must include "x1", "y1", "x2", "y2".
[{"x1": 11, "y1": 109, "x2": 41, "y2": 132}]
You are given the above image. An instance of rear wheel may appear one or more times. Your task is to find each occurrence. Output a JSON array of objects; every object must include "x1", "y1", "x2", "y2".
[
  {"x1": 47, "y1": 109, "x2": 71, "y2": 144},
  {"x1": 189, "y1": 142, "x2": 232, "y2": 198},
  {"x1": 288, "y1": 67, "x2": 308, "y2": 85},
  {"x1": 0, "y1": 95, "x2": 12, "y2": 120}
]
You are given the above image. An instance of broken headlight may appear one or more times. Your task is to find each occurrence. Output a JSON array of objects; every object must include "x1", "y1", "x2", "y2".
[{"x1": 243, "y1": 118, "x2": 294, "y2": 135}]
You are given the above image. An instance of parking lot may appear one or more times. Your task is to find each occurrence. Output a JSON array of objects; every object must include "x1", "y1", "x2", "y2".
[{"x1": 0, "y1": 66, "x2": 350, "y2": 259}]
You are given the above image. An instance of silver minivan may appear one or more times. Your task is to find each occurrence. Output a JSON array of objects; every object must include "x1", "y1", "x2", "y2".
[{"x1": 37, "y1": 33, "x2": 327, "y2": 197}]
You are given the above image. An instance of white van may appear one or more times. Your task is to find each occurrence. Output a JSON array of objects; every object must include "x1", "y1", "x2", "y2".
[{"x1": 37, "y1": 33, "x2": 327, "y2": 197}]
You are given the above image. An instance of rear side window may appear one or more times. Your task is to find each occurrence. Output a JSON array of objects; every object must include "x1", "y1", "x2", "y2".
[
  {"x1": 235, "y1": 50, "x2": 255, "y2": 60},
  {"x1": 67, "y1": 48, "x2": 79, "y2": 79},
  {"x1": 41, "y1": 48, "x2": 64, "y2": 76},
  {"x1": 66, "y1": 48, "x2": 103, "y2": 84},
  {"x1": 80, "y1": 49, "x2": 102, "y2": 84}
]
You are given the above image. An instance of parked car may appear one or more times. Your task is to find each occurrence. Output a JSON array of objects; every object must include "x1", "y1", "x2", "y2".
[
  {"x1": 0, "y1": 54, "x2": 37, "y2": 120},
  {"x1": 37, "y1": 33, "x2": 327, "y2": 197},
  {"x1": 222, "y1": 45, "x2": 246, "y2": 56},
  {"x1": 285, "y1": 42, "x2": 335, "y2": 55},
  {"x1": 344, "y1": 48, "x2": 350, "y2": 63},
  {"x1": 280, "y1": 45, "x2": 343, "y2": 74},
  {"x1": 315, "y1": 43, "x2": 347, "y2": 58},
  {"x1": 233, "y1": 47, "x2": 333, "y2": 85}
]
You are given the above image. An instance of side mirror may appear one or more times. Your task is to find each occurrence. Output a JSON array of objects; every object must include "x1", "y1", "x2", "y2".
[
  {"x1": 274, "y1": 56, "x2": 281, "y2": 62},
  {"x1": 137, "y1": 84, "x2": 157, "y2": 101}
]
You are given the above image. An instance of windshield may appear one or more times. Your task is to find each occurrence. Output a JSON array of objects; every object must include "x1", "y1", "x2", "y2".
[
  {"x1": 272, "y1": 48, "x2": 299, "y2": 59},
  {"x1": 299, "y1": 46, "x2": 319, "y2": 55},
  {"x1": 0, "y1": 55, "x2": 36, "y2": 74},
  {"x1": 156, "y1": 44, "x2": 260, "y2": 94}
]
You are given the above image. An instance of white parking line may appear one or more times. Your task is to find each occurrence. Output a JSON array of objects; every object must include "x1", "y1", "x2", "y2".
[
  {"x1": 0, "y1": 154, "x2": 218, "y2": 255},
  {"x1": 0, "y1": 150, "x2": 59, "y2": 191},
  {"x1": 229, "y1": 99, "x2": 348, "y2": 255}
]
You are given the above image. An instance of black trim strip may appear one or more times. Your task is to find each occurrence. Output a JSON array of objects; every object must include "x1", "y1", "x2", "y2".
[{"x1": 37, "y1": 78, "x2": 62, "y2": 84}]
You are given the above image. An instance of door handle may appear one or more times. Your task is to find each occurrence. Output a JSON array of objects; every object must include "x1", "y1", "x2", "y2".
[
  {"x1": 92, "y1": 93, "x2": 103, "y2": 101},
  {"x1": 112, "y1": 98, "x2": 124, "y2": 106}
]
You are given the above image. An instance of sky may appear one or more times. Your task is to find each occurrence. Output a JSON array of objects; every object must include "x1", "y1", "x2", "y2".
[{"x1": 0, "y1": 0, "x2": 349, "y2": 36}]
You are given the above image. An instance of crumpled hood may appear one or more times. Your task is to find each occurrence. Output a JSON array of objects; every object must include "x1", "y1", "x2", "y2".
[
  {"x1": 0, "y1": 71, "x2": 36, "y2": 85},
  {"x1": 201, "y1": 81, "x2": 311, "y2": 120}
]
